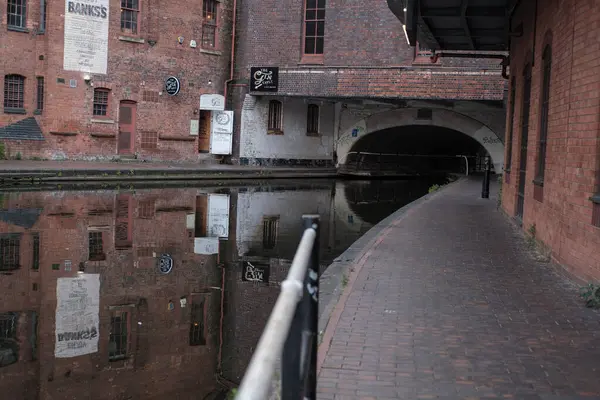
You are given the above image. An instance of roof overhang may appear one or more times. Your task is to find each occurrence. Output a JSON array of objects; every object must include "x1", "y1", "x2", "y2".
[{"x1": 388, "y1": 0, "x2": 518, "y2": 52}]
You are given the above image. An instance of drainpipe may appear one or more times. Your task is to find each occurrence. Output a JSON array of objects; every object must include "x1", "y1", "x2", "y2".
[
  {"x1": 223, "y1": 0, "x2": 238, "y2": 106},
  {"x1": 430, "y1": 52, "x2": 510, "y2": 80}
]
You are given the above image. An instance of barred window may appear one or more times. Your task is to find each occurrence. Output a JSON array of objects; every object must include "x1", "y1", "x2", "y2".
[
  {"x1": 267, "y1": 100, "x2": 283, "y2": 134},
  {"x1": 307, "y1": 104, "x2": 319, "y2": 135},
  {"x1": 93, "y1": 88, "x2": 109, "y2": 116},
  {"x1": 88, "y1": 232, "x2": 105, "y2": 261},
  {"x1": 189, "y1": 300, "x2": 206, "y2": 346},
  {"x1": 36, "y1": 77, "x2": 44, "y2": 111},
  {"x1": 0, "y1": 234, "x2": 20, "y2": 271},
  {"x1": 4, "y1": 75, "x2": 25, "y2": 110},
  {"x1": 7, "y1": 0, "x2": 26, "y2": 29},
  {"x1": 202, "y1": 0, "x2": 218, "y2": 48},
  {"x1": 109, "y1": 311, "x2": 129, "y2": 361},
  {"x1": 120, "y1": 0, "x2": 139, "y2": 34}
]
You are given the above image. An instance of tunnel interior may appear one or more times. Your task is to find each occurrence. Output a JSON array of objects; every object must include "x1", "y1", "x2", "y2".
[{"x1": 346, "y1": 125, "x2": 490, "y2": 174}]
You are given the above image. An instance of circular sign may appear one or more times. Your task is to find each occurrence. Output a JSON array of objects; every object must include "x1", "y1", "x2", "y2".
[
  {"x1": 165, "y1": 76, "x2": 180, "y2": 96},
  {"x1": 157, "y1": 253, "x2": 173, "y2": 275},
  {"x1": 215, "y1": 112, "x2": 231, "y2": 125}
]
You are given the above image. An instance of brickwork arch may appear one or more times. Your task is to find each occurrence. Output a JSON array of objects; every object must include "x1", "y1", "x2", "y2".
[{"x1": 336, "y1": 108, "x2": 505, "y2": 172}]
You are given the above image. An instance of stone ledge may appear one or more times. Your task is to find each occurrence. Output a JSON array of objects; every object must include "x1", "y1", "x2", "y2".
[
  {"x1": 158, "y1": 135, "x2": 196, "y2": 142},
  {"x1": 118, "y1": 35, "x2": 145, "y2": 44},
  {"x1": 200, "y1": 49, "x2": 222, "y2": 56},
  {"x1": 90, "y1": 132, "x2": 116, "y2": 138},
  {"x1": 50, "y1": 131, "x2": 78, "y2": 136},
  {"x1": 90, "y1": 119, "x2": 115, "y2": 124}
]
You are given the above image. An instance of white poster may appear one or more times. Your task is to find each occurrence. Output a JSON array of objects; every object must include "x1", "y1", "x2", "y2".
[
  {"x1": 55, "y1": 274, "x2": 101, "y2": 358},
  {"x1": 210, "y1": 132, "x2": 233, "y2": 155},
  {"x1": 207, "y1": 194, "x2": 230, "y2": 238},
  {"x1": 194, "y1": 237, "x2": 220, "y2": 255},
  {"x1": 63, "y1": 0, "x2": 110, "y2": 74},
  {"x1": 211, "y1": 111, "x2": 234, "y2": 134}
]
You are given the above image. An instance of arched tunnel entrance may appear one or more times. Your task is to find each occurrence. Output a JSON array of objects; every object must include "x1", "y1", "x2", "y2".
[{"x1": 344, "y1": 125, "x2": 490, "y2": 176}]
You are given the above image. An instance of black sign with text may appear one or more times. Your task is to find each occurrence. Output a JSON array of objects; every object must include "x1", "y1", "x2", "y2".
[
  {"x1": 250, "y1": 67, "x2": 279, "y2": 92},
  {"x1": 241, "y1": 261, "x2": 270, "y2": 284}
]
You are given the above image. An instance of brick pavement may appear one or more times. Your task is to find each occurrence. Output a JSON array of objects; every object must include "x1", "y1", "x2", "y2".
[{"x1": 317, "y1": 178, "x2": 600, "y2": 400}]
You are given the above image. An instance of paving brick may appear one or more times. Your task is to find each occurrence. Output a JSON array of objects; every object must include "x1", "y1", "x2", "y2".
[{"x1": 318, "y1": 178, "x2": 600, "y2": 399}]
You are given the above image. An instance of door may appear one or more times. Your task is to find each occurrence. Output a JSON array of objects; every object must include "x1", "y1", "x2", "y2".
[
  {"x1": 198, "y1": 110, "x2": 211, "y2": 153},
  {"x1": 118, "y1": 101, "x2": 136, "y2": 155}
]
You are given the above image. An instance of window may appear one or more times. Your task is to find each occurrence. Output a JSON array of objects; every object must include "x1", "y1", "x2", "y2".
[
  {"x1": 88, "y1": 232, "x2": 105, "y2": 261},
  {"x1": 137, "y1": 199, "x2": 155, "y2": 218},
  {"x1": 40, "y1": 0, "x2": 47, "y2": 32},
  {"x1": 0, "y1": 313, "x2": 18, "y2": 367},
  {"x1": 36, "y1": 77, "x2": 44, "y2": 111},
  {"x1": 303, "y1": 0, "x2": 325, "y2": 57},
  {"x1": 120, "y1": 0, "x2": 139, "y2": 34},
  {"x1": 140, "y1": 130, "x2": 158, "y2": 150},
  {"x1": 189, "y1": 300, "x2": 206, "y2": 346},
  {"x1": 109, "y1": 311, "x2": 129, "y2": 361},
  {"x1": 93, "y1": 88, "x2": 109, "y2": 116},
  {"x1": 307, "y1": 104, "x2": 319, "y2": 136},
  {"x1": 267, "y1": 100, "x2": 283, "y2": 134},
  {"x1": 4, "y1": 75, "x2": 25, "y2": 111},
  {"x1": 202, "y1": 0, "x2": 218, "y2": 48},
  {"x1": 7, "y1": 0, "x2": 26, "y2": 29},
  {"x1": 263, "y1": 216, "x2": 279, "y2": 250},
  {"x1": 536, "y1": 45, "x2": 552, "y2": 183},
  {"x1": 0, "y1": 234, "x2": 20, "y2": 271},
  {"x1": 505, "y1": 76, "x2": 516, "y2": 176},
  {"x1": 32, "y1": 233, "x2": 40, "y2": 270},
  {"x1": 516, "y1": 65, "x2": 532, "y2": 220}
]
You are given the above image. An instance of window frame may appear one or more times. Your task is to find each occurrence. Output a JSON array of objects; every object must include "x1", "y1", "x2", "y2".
[
  {"x1": 120, "y1": 0, "x2": 140, "y2": 36},
  {"x1": 0, "y1": 234, "x2": 21, "y2": 271},
  {"x1": 534, "y1": 45, "x2": 552, "y2": 186},
  {"x1": 88, "y1": 231, "x2": 106, "y2": 261},
  {"x1": 92, "y1": 88, "x2": 110, "y2": 118},
  {"x1": 267, "y1": 100, "x2": 284, "y2": 135},
  {"x1": 35, "y1": 76, "x2": 44, "y2": 112},
  {"x1": 306, "y1": 104, "x2": 320, "y2": 136},
  {"x1": 39, "y1": 0, "x2": 47, "y2": 33},
  {"x1": 108, "y1": 310, "x2": 130, "y2": 361},
  {"x1": 189, "y1": 298, "x2": 207, "y2": 346},
  {"x1": 505, "y1": 76, "x2": 517, "y2": 177},
  {"x1": 201, "y1": 0, "x2": 219, "y2": 50},
  {"x1": 3, "y1": 74, "x2": 26, "y2": 113},
  {"x1": 7, "y1": 0, "x2": 27, "y2": 31},
  {"x1": 301, "y1": 0, "x2": 326, "y2": 64}
]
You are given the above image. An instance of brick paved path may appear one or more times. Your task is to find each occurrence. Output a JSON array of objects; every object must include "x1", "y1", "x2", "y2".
[{"x1": 317, "y1": 178, "x2": 600, "y2": 400}]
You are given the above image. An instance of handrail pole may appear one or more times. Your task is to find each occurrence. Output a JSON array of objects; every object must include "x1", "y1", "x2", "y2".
[{"x1": 236, "y1": 227, "x2": 317, "y2": 400}]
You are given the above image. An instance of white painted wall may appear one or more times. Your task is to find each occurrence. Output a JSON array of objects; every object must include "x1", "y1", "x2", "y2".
[{"x1": 240, "y1": 95, "x2": 335, "y2": 160}]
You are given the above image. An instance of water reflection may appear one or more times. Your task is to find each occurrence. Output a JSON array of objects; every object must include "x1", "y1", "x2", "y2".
[{"x1": 0, "y1": 178, "x2": 442, "y2": 399}]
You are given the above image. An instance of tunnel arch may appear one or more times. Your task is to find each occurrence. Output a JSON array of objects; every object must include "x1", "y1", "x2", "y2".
[{"x1": 336, "y1": 108, "x2": 505, "y2": 172}]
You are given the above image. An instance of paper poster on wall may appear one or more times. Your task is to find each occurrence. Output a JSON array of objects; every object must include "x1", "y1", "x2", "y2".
[
  {"x1": 55, "y1": 274, "x2": 100, "y2": 358},
  {"x1": 210, "y1": 111, "x2": 233, "y2": 155},
  {"x1": 207, "y1": 194, "x2": 230, "y2": 238},
  {"x1": 194, "y1": 237, "x2": 220, "y2": 255},
  {"x1": 63, "y1": 0, "x2": 110, "y2": 74}
]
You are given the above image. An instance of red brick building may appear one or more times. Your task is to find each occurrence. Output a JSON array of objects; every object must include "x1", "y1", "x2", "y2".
[
  {"x1": 0, "y1": 0, "x2": 232, "y2": 161},
  {"x1": 393, "y1": 1, "x2": 600, "y2": 281}
]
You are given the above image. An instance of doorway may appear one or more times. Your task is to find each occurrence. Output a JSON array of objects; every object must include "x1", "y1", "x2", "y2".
[
  {"x1": 198, "y1": 110, "x2": 211, "y2": 153},
  {"x1": 118, "y1": 101, "x2": 136, "y2": 155}
]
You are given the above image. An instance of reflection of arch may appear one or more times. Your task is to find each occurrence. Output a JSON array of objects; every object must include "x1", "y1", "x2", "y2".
[{"x1": 337, "y1": 108, "x2": 505, "y2": 173}]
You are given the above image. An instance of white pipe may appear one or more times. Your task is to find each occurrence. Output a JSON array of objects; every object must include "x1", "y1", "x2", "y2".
[{"x1": 236, "y1": 228, "x2": 317, "y2": 400}]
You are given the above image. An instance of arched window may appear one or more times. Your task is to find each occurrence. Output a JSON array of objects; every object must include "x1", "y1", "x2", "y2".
[
  {"x1": 505, "y1": 76, "x2": 516, "y2": 178},
  {"x1": 93, "y1": 88, "x2": 110, "y2": 116},
  {"x1": 267, "y1": 100, "x2": 283, "y2": 134},
  {"x1": 307, "y1": 104, "x2": 319, "y2": 135},
  {"x1": 536, "y1": 45, "x2": 552, "y2": 182},
  {"x1": 3, "y1": 74, "x2": 25, "y2": 110}
]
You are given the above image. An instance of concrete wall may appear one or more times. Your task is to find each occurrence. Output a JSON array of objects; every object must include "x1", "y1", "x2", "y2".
[
  {"x1": 502, "y1": 1, "x2": 600, "y2": 281},
  {"x1": 239, "y1": 96, "x2": 335, "y2": 165}
]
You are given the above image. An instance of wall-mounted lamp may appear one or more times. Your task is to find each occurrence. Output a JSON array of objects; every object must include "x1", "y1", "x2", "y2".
[{"x1": 83, "y1": 74, "x2": 91, "y2": 84}]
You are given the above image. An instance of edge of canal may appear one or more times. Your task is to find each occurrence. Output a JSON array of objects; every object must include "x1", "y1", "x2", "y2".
[{"x1": 316, "y1": 177, "x2": 467, "y2": 372}]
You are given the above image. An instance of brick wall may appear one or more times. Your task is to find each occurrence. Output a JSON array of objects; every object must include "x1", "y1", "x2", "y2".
[
  {"x1": 0, "y1": 0, "x2": 232, "y2": 161},
  {"x1": 502, "y1": 1, "x2": 600, "y2": 281}
]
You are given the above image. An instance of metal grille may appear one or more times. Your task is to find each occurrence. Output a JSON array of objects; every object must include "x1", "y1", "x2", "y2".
[
  {"x1": 536, "y1": 46, "x2": 552, "y2": 181},
  {"x1": 516, "y1": 66, "x2": 532, "y2": 221},
  {"x1": 88, "y1": 232, "x2": 104, "y2": 261},
  {"x1": 32, "y1": 233, "x2": 40, "y2": 270},
  {"x1": 93, "y1": 89, "x2": 109, "y2": 116},
  {"x1": 140, "y1": 131, "x2": 158, "y2": 150},
  {"x1": 189, "y1": 301, "x2": 206, "y2": 346},
  {"x1": 137, "y1": 199, "x2": 155, "y2": 218},
  {"x1": 120, "y1": 0, "x2": 139, "y2": 33},
  {"x1": 268, "y1": 100, "x2": 283, "y2": 133},
  {"x1": 304, "y1": 0, "x2": 326, "y2": 55},
  {"x1": 36, "y1": 77, "x2": 44, "y2": 111},
  {"x1": 202, "y1": 0, "x2": 217, "y2": 48},
  {"x1": 506, "y1": 77, "x2": 516, "y2": 172},
  {"x1": 0, "y1": 235, "x2": 20, "y2": 271},
  {"x1": 263, "y1": 217, "x2": 279, "y2": 250},
  {"x1": 109, "y1": 312, "x2": 128, "y2": 361},
  {"x1": 307, "y1": 104, "x2": 319, "y2": 135},
  {"x1": 7, "y1": 0, "x2": 26, "y2": 28},
  {"x1": 4, "y1": 75, "x2": 25, "y2": 109}
]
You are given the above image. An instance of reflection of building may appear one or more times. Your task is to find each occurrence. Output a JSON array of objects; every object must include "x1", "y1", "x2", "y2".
[{"x1": 0, "y1": 190, "x2": 224, "y2": 399}]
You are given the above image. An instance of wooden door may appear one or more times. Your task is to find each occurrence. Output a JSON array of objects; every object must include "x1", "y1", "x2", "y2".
[
  {"x1": 194, "y1": 195, "x2": 208, "y2": 237},
  {"x1": 118, "y1": 101, "x2": 136, "y2": 155},
  {"x1": 198, "y1": 110, "x2": 211, "y2": 153}
]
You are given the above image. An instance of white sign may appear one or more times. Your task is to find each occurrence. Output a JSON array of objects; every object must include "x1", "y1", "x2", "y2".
[
  {"x1": 63, "y1": 0, "x2": 109, "y2": 75},
  {"x1": 210, "y1": 131, "x2": 233, "y2": 155},
  {"x1": 207, "y1": 194, "x2": 230, "y2": 238},
  {"x1": 194, "y1": 237, "x2": 219, "y2": 255},
  {"x1": 211, "y1": 111, "x2": 234, "y2": 134},
  {"x1": 55, "y1": 274, "x2": 100, "y2": 358},
  {"x1": 200, "y1": 94, "x2": 225, "y2": 111},
  {"x1": 190, "y1": 119, "x2": 199, "y2": 136}
]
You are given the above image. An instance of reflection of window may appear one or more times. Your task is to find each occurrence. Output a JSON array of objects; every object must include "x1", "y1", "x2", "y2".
[
  {"x1": 267, "y1": 100, "x2": 283, "y2": 134},
  {"x1": 109, "y1": 311, "x2": 129, "y2": 361},
  {"x1": 0, "y1": 234, "x2": 20, "y2": 271},
  {"x1": 262, "y1": 216, "x2": 279, "y2": 250},
  {"x1": 202, "y1": 0, "x2": 218, "y2": 48},
  {"x1": 88, "y1": 232, "x2": 105, "y2": 261},
  {"x1": 120, "y1": 0, "x2": 139, "y2": 34},
  {"x1": 32, "y1": 233, "x2": 40, "y2": 270},
  {"x1": 307, "y1": 104, "x2": 319, "y2": 136},
  {"x1": 189, "y1": 300, "x2": 206, "y2": 346},
  {"x1": 0, "y1": 312, "x2": 19, "y2": 368}
]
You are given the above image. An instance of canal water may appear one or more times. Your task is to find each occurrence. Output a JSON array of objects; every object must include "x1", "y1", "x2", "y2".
[{"x1": 0, "y1": 177, "x2": 446, "y2": 399}]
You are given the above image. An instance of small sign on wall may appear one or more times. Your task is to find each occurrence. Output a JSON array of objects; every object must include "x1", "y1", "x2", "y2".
[
  {"x1": 250, "y1": 67, "x2": 279, "y2": 92},
  {"x1": 241, "y1": 261, "x2": 270, "y2": 284},
  {"x1": 190, "y1": 119, "x2": 199, "y2": 136},
  {"x1": 165, "y1": 76, "x2": 181, "y2": 96},
  {"x1": 200, "y1": 94, "x2": 225, "y2": 111}
]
